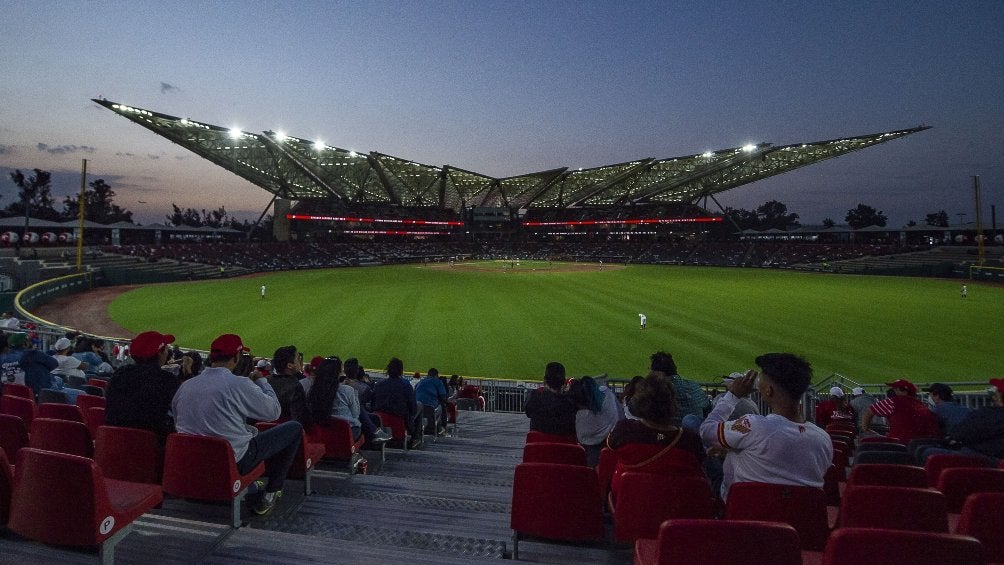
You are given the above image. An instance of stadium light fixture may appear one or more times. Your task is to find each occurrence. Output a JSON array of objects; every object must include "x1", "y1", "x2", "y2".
[
  {"x1": 314, "y1": 140, "x2": 325, "y2": 151},
  {"x1": 742, "y1": 144, "x2": 757, "y2": 152},
  {"x1": 275, "y1": 131, "x2": 287, "y2": 142},
  {"x1": 702, "y1": 151, "x2": 714, "y2": 158},
  {"x1": 229, "y1": 128, "x2": 242, "y2": 139}
]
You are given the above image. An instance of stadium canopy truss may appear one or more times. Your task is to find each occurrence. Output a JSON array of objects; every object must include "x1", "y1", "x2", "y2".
[{"x1": 93, "y1": 99, "x2": 928, "y2": 212}]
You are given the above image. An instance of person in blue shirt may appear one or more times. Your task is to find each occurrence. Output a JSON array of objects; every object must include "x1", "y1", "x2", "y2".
[
  {"x1": 415, "y1": 368, "x2": 449, "y2": 435},
  {"x1": 926, "y1": 383, "x2": 972, "y2": 435}
]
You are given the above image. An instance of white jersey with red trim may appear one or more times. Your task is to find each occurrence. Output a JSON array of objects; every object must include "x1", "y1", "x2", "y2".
[{"x1": 700, "y1": 392, "x2": 832, "y2": 500}]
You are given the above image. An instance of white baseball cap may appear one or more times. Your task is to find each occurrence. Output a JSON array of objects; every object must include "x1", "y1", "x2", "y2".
[
  {"x1": 829, "y1": 386, "x2": 845, "y2": 397},
  {"x1": 54, "y1": 337, "x2": 73, "y2": 351},
  {"x1": 851, "y1": 387, "x2": 865, "y2": 395}
]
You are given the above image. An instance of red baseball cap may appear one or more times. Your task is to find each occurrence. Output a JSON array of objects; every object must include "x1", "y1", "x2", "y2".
[
  {"x1": 885, "y1": 378, "x2": 917, "y2": 394},
  {"x1": 210, "y1": 334, "x2": 249, "y2": 358},
  {"x1": 130, "y1": 331, "x2": 175, "y2": 359},
  {"x1": 310, "y1": 355, "x2": 324, "y2": 369},
  {"x1": 989, "y1": 378, "x2": 1004, "y2": 394}
]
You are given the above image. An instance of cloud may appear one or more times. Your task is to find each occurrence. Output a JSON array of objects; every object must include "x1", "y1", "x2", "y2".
[
  {"x1": 0, "y1": 145, "x2": 15, "y2": 155},
  {"x1": 36, "y1": 143, "x2": 96, "y2": 155},
  {"x1": 160, "y1": 82, "x2": 180, "y2": 94}
]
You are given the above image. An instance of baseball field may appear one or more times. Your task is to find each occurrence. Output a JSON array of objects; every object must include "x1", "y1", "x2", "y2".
[{"x1": 106, "y1": 261, "x2": 1002, "y2": 384}]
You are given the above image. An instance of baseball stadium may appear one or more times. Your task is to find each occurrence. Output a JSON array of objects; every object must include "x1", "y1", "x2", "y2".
[{"x1": 1, "y1": 100, "x2": 1002, "y2": 563}]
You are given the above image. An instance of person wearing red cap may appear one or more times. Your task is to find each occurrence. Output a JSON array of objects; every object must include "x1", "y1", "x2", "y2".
[
  {"x1": 172, "y1": 333, "x2": 302, "y2": 516},
  {"x1": 920, "y1": 378, "x2": 1004, "y2": 464},
  {"x1": 861, "y1": 378, "x2": 941, "y2": 443},
  {"x1": 106, "y1": 331, "x2": 185, "y2": 444}
]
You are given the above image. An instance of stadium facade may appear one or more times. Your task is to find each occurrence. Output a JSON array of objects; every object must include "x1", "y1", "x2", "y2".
[{"x1": 93, "y1": 99, "x2": 927, "y2": 242}]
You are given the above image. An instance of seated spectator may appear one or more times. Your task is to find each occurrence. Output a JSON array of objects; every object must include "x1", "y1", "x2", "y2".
[
  {"x1": 607, "y1": 372, "x2": 705, "y2": 497},
  {"x1": 0, "y1": 333, "x2": 25, "y2": 384},
  {"x1": 71, "y1": 336, "x2": 103, "y2": 376},
  {"x1": 919, "y1": 378, "x2": 1004, "y2": 464},
  {"x1": 926, "y1": 383, "x2": 972, "y2": 435},
  {"x1": 861, "y1": 379, "x2": 941, "y2": 443},
  {"x1": 456, "y1": 376, "x2": 485, "y2": 410},
  {"x1": 570, "y1": 376, "x2": 621, "y2": 467},
  {"x1": 306, "y1": 356, "x2": 390, "y2": 444},
  {"x1": 13, "y1": 332, "x2": 78, "y2": 401},
  {"x1": 621, "y1": 375, "x2": 644, "y2": 420},
  {"x1": 814, "y1": 386, "x2": 853, "y2": 428},
  {"x1": 181, "y1": 350, "x2": 203, "y2": 380},
  {"x1": 848, "y1": 386, "x2": 886, "y2": 434},
  {"x1": 373, "y1": 357, "x2": 423, "y2": 448},
  {"x1": 650, "y1": 351, "x2": 710, "y2": 422},
  {"x1": 52, "y1": 336, "x2": 88, "y2": 381},
  {"x1": 524, "y1": 362, "x2": 576, "y2": 437},
  {"x1": 415, "y1": 368, "x2": 448, "y2": 435},
  {"x1": 270, "y1": 345, "x2": 310, "y2": 426},
  {"x1": 173, "y1": 333, "x2": 302, "y2": 516},
  {"x1": 699, "y1": 353, "x2": 832, "y2": 501},
  {"x1": 105, "y1": 331, "x2": 182, "y2": 444},
  {"x1": 342, "y1": 358, "x2": 373, "y2": 408}
]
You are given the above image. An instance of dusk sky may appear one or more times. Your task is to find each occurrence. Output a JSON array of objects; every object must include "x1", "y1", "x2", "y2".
[{"x1": 2, "y1": 1, "x2": 1002, "y2": 227}]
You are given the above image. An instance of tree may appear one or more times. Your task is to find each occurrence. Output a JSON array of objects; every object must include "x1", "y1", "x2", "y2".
[
  {"x1": 723, "y1": 207, "x2": 759, "y2": 230},
  {"x1": 166, "y1": 204, "x2": 203, "y2": 227},
  {"x1": 925, "y1": 210, "x2": 949, "y2": 228},
  {"x1": 61, "y1": 178, "x2": 134, "y2": 224},
  {"x1": 756, "y1": 200, "x2": 799, "y2": 230},
  {"x1": 7, "y1": 168, "x2": 61, "y2": 221},
  {"x1": 844, "y1": 203, "x2": 887, "y2": 229},
  {"x1": 822, "y1": 218, "x2": 836, "y2": 229}
]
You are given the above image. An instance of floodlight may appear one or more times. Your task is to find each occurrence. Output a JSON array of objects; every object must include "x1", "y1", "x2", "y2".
[
  {"x1": 274, "y1": 131, "x2": 287, "y2": 142},
  {"x1": 702, "y1": 151, "x2": 714, "y2": 158},
  {"x1": 742, "y1": 144, "x2": 756, "y2": 152},
  {"x1": 314, "y1": 140, "x2": 325, "y2": 151},
  {"x1": 229, "y1": 128, "x2": 241, "y2": 139}
]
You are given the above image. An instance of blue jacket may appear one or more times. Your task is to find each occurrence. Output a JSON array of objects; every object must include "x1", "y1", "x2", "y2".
[
  {"x1": 373, "y1": 376, "x2": 417, "y2": 420},
  {"x1": 19, "y1": 348, "x2": 59, "y2": 395},
  {"x1": 415, "y1": 376, "x2": 447, "y2": 408}
]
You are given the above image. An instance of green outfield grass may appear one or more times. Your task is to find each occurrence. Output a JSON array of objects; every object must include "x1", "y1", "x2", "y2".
[{"x1": 107, "y1": 261, "x2": 1003, "y2": 384}]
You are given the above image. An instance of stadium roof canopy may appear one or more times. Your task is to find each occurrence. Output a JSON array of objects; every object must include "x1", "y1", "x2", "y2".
[{"x1": 93, "y1": 99, "x2": 928, "y2": 210}]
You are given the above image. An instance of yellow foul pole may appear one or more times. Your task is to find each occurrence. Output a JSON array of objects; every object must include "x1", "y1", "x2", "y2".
[{"x1": 76, "y1": 159, "x2": 86, "y2": 272}]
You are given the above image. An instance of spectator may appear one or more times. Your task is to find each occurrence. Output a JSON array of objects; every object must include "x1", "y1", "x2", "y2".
[
  {"x1": 711, "y1": 373, "x2": 761, "y2": 421},
  {"x1": 925, "y1": 383, "x2": 972, "y2": 435},
  {"x1": 270, "y1": 345, "x2": 311, "y2": 426},
  {"x1": 105, "y1": 331, "x2": 183, "y2": 444},
  {"x1": 15, "y1": 333, "x2": 74, "y2": 401},
  {"x1": 0, "y1": 333, "x2": 24, "y2": 384},
  {"x1": 650, "y1": 351, "x2": 710, "y2": 422},
  {"x1": 71, "y1": 336, "x2": 103, "y2": 376},
  {"x1": 848, "y1": 386, "x2": 886, "y2": 434},
  {"x1": 456, "y1": 376, "x2": 485, "y2": 410},
  {"x1": 607, "y1": 372, "x2": 705, "y2": 497},
  {"x1": 570, "y1": 376, "x2": 621, "y2": 467},
  {"x1": 306, "y1": 356, "x2": 391, "y2": 444},
  {"x1": 814, "y1": 386, "x2": 853, "y2": 428},
  {"x1": 373, "y1": 357, "x2": 423, "y2": 448},
  {"x1": 699, "y1": 353, "x2": 832, "y2": 501},
  {"x1": 861, "y1": 379, "x2": 941, "y2": 443},
  {"x1": 343, "y1": 358, "x2": 374, "y2": 409},
  {"x1": 182, "y1": 350, "x2": 203, "y2": 380},
  {"x1": 621, "y1": 375, "x2": 645, "y2": 420},
  {"x1": 920, "y1": 378, "x2": 1004, "y2": 464},
  {"x1": 51, "y1": 337, "x2": 87, "y2": 382},
  {"x1": 172, "y1": 333, "x2": 302, "y2": 516},
  {"x1": 415, "y1": 368, "x2": 448, "y2": 435},
  {"x1": 524, "y1": 362, "x2": 577, "y2": 436}
]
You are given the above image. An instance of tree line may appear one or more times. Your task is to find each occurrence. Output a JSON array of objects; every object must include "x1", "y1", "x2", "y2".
[{"x1": 723, "y1": 200, "x2": 952, "y2": 231}]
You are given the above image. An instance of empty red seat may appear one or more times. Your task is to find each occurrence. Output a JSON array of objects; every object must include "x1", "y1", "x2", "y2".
[
  {"x1": 858, "y1": 435, "x2": 904, "y2": 444},
  {"x1": 955, "y1": 492, "x2": 1004, "y2": 563},
  {"x1": 0, "y1": 394, "x2": 35, "y2": 428},
  {"x1": 2, "y1": 383, "x2": 33, "y2": 401},
  {"x1": 29, "y1": 417, "x2": 93, "y2": 458},
  {"x1": 823, "y1": 463, "x2": 843, "y2": 506},
  {"x1": 925, "y1": 453, "x2": 994, "y2": 487},
  {"x1": 84, "y1": 406, "x2": 107, "y2": 437},
  {"x1": 37, "y1": 402, "x2": 85, "y2": 423},
  {"x1": 0, "y1": 414, "x2": 29, "y2": 460},
  {"x1": 522, "y1": 442, "x2": 587, "y2": 466},
  {"x1": 258, "y1": 422, "x2": 325, "y2": 493},
  {"x1": 611, "y1": 472, "x2": 713, "y2": 542},
  {"x1": 635, "y1": 519, "x2": 802, "y2": 565},
  {"x1": 9, "y1": 447, "x2": 163, "y2": 563},
  {"x1": 510, "y1": 462, "x2": 604, "y2": 560},
  {"x1": 525, "y1": 430, "x2": 578, "y2": 444},
  {"x1": 725, "y1": 482, "x2": 830, "y2": 551},
  {"x1": 937, "y1": 467, "x2": 1004, "y2": 513},
  {"x1": 95, "y1": 425, "x2": 163, "y2": 484},
  {"x1": 306, "y1": 418, "x2": 368, "y2": 470},
  {"x1": 596, "y1": 447, "x2": 616, "y2": 500},
  {"x1": 820, "y1": 528, "x2": 983, "y2": 565},
  {"x1": 87, "y1": 377, "x2": 109, "y2": 391},
  {"x1": 839, "y1": 485, "x2": 948, "y2": 532},
  {"x1": 162, "y1": 433, "x2": 265, "y2": 528},
  {"x1": 76, "y1": 393, "x2": 106, "y2": 411},
  {"x1": 847, "y1": 463, "x2": 928, "y2": 488},
  {"x1": 0, "y1": 447, "x2": 11, "y2": 526}
]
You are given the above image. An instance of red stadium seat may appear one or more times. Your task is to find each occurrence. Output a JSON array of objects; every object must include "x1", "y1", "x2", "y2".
[
  {"x1": 955, "y1": 492, "x2": 1004, "y2": 563},
  {"x1": 635, "y1": 519, "x2": 802, "y2": 565},
  {"x1": 611, "y1": 472, "x2": 714, "y2": 542},
  {"x1": 725, "y1": 482, "x2": 830, "y2": 551},
  {"x1": 0, "y1": 394, "x2": 35, "y2": 428},
  {"x1": 84, "y1": 406, "x2": 107, "y2": 438},
  {"x1": 2, "y1": 383, "x2": 33, "y2": 401},
  {"x1": 162, "y1": 433, "x2": 265, "y2": 528},
  {"x1": 258, "y1": 422, "x2": 326, "y2": 493},
  {"x1": 75, "y1": 393, "x2": 106, "y2": 411},
  {"x1": 510, "y1": 462, "x2": 604, "y2": 560},
  {"x1": 838, "y1": 485, "x2": 948, "y2": 532},
  {"x1": 825, "y1": 422, "x2": 856, "y2": 438},
  {"x1": 29, "y1": 417, "x2": 93, "y2": 458},
  {"x1": 851, "y1": 450, "x2": 914, "y2": 466},
  {"x1": 858, "y1": 435, "x2": 903, "y2": 444},
  {"x1": 820, "y1": 528, "x2": 982, "y2": 565},
  {"x1": 596, "y1": 447, "x2": 616, "y2": 500},
  {"x1": 855, "y1": 441, "x2": 908, "y2": 453},
  {"x1": 0, "y1": 447, "x2": 11, "y2": 526},
  {"x1": 372, "y1": 410, "x2": 413, "y2": 451},
  {"x1": 9, "y1": 447, "x2": 163, "y2": 563},
  {"x1": 937, "y1": 467, "x2": 1004, "y2": 513},
  {"x1": 925, "y1": 453, "x2": 994, "y2": 487},
  {"x1": 525, "y1": 430, "x2": 578, "y2": 444},
  {"x1": 847, "y1": 463, "x2": 927, "y2": 488},
  {"x1": 86, "y1": 377, "x2": 109, "y2": 391},
  {"x1": 306, "y1": 418, "x2": 368, "y2": 470},
  {"x1": 37, "y1": 402, "x2": 85, "y2": 423},
  {"x1": 823, "y1": 464, "x2": 843, "y2": 506},
  {"x1": 522, "y1": 442, "x2": 587, "y2": 466},
  {"x1": 95, "y1": 425, "x2": 163, "y2": 484},
  {"x1": 0, "y1": 414, "x2": 29, "y2": 461}
]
